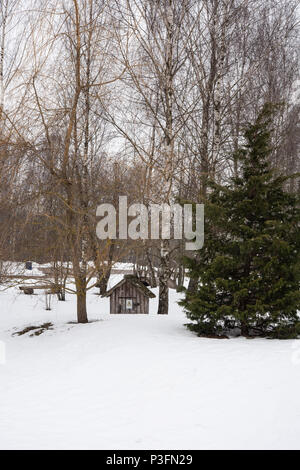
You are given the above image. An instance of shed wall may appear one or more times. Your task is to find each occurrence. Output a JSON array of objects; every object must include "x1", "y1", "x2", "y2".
[{"x1": 110, "y1": 281, "x2": 149, "y2": 314}]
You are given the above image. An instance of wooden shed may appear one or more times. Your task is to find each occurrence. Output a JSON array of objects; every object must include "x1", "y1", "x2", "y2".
[{"x1": 103, "y1": 275, "x2": 155, "y2": 314}]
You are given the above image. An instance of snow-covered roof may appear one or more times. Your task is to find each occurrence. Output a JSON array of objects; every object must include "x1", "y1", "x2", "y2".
[{"x1": 102, "y1": 275, "x2": 155, "y2": 298}]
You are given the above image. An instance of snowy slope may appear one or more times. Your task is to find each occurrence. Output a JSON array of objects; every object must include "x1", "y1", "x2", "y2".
[{"x1": 0, "y1": 279, "x2": 300, "y2": 450}]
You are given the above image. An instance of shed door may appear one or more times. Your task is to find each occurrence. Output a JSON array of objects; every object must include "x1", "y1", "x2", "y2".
[{"x1": 117, "y1": 297, "x2": 137, "y2": 313}]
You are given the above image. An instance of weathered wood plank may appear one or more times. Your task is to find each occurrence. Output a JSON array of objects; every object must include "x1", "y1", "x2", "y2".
[{"x1": 107, "y1": 276, "x2": 153, "y2": 314}]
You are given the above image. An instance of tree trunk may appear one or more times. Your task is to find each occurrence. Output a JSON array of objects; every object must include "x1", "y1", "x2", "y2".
[
  {"x1": 77, "y1": 291, "x2": 88, "y2": 323},
  {"x1": 158, "y1": 280, "x2": 169, "y2": 315},
  {"x1": 157, "y1": 241, "x2": 170, "y2": 315},
  {"x1": 76, "y1": 276, "x2": 88, "y2": 323},
  {"x1": 177, "y1": 263, "x2": 185, "y2": 290},
  {"x1": 98, "y1": 273, "x2": 109, "y2": 295},
  {"x1": 187, "y1": 275, "x2": 198, "y2": 293},
  {"x1": 241, "y1": 322, "x2": 249, "y2": 337},
  {"x1": 146, "y1": 247, "x2": 157, "y2": 288}
]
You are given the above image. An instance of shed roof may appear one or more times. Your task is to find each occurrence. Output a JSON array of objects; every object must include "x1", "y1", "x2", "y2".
[{"x1": 103, "y1": 275, "x2": 156, "y2": 298}]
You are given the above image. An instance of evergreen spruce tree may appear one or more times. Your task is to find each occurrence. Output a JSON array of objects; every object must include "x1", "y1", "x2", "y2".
[{"x1": 181, "y1": 104, "x2": 300, "y2": 338}]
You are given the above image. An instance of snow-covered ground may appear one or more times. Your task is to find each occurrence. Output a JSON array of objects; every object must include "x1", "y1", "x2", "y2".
[{"x1": 0, "y1": 275, "x2": 300, "y2": 450}]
